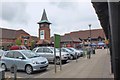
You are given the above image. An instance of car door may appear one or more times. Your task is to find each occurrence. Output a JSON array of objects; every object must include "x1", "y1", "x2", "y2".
[
  {"x1": 43, "y1": 48, "x2": 54, "y2": 61},
  {"x1": 36, "y1": 48, "x2": 45, "y2": 57},
  {"x1": 3, "y1": 51, "x2": 14, "y2": 69},
  {"x1": 13, "y1": 51, "x2": 26, "y2": 70}
]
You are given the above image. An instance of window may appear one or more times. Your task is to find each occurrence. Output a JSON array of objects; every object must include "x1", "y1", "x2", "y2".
[
  {"x1": 43, "y1": 48, "x2": 52, "y2": 53},
  {"x1": 14, "y1": 51, "x2": 23, "y2": 59},
  {"x1": 32, "y1": 48, "x2": 37, "y2": 52},
  {"x1": 36, "y1": 48, "x2": 43, "y2": 52},
  {"x1": 5, "y1": 52, "x2": 14, "y2": 58}
]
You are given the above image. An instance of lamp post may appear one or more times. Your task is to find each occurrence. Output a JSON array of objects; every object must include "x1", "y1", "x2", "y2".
[{"x1": 89, "y1": 24, "x2": 92, "y2": 46}]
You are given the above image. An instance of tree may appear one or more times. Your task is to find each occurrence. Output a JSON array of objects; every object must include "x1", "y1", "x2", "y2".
[
  {"x1": 15, "y1": 39, "x2": 21, "y2": 46},
  {"x1": 30, "y1": 40, "x2": 35, "y2": 50}
]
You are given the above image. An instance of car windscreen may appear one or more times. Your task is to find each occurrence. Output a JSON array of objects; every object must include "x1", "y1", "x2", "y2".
[
  {"x1": 32, "y1": 48, "x2": 37, "y2": 52},
  {"x1": 68, "y1": 48, "x2": 74, "y2": 52},
  {"x1": 21, "y1": 50, "x2": 39, "y2": 58},
  {"x1": 64, "y1": 48, "x2": 73, "y2": 52},
  {"x1": 50, "y1": 48, "x2": 59, "y2": 52},
  {"x1": 70, "y1": 48, "x2": 77, "y2": 51}
]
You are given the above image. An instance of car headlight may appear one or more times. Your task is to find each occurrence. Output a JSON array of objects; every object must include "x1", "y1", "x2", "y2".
[{"x1": 33, "y1": 61, "x2": 40, "y2": 64}]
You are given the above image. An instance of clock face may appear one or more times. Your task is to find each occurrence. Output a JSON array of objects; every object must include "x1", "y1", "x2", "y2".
[
  {"x1": 45, "y1": 24, "x2": 49, "y2": 27},
  {"x1": 40, "y1": 24, "x2": 44, "y2": 27}
]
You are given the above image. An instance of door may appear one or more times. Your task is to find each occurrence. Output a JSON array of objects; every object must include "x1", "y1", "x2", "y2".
[
  {"x1": 3, "y1": 51, "x2": 14, "y2": 69},
  {"x1": 13, "y1": 51, "x2": 26, "y2": 70},
  {"x1": 36, "y1": 48, "x2": 45, "y2": 57},
  {"x1": 43, "y1": 48, "x2": 54, "y2": 61}
]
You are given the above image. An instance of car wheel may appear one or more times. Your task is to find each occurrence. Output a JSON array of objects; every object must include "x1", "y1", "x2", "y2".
[
  {"x1": 25, "y1": 65, "x2": 33, "y2": 74},
  {"x1": 70, "y1": 55, "x2": 74, "y2": 60},
  {"x1": 1, "y1": 64, "x2": 7, "y2": 71}
]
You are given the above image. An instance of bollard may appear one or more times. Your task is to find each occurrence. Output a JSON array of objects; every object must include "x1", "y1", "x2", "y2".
[
  {"x1": 10, "y1": 64, "x2": 17, "y2": 80},
  {"x1": 0, "y1": 68, "x2": 5, "y2": 80}
]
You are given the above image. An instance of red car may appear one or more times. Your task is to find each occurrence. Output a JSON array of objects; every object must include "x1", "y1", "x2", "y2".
[{"x1": 10, "y1": 45, "x2": 27, "y2": 50}]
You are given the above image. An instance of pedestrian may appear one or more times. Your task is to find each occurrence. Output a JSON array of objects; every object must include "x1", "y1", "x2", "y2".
[{"x1": 87, "y1": 46, "x2": 91, "y2": 59}]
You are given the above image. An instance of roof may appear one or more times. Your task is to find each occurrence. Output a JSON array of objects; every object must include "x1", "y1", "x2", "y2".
[
  {"x1": 0, "y1": 28, "x2": 16, "y2": 39},
  {"x1": 0, "y1": 28, "x2": 30, "y2": 39},
  {"x1": 70, "y1": 29, "x2": 105, "y2": 40},
  {"x1": 37, "y1": 9, "x2": 51, "y2": 24},
  {"x1": 92, "y1": 2, "x2": 109, "y2": 39},
  {"x1": 61, "y1": 34, "x2": 80, "y2": 42},
  {"x1": 31, "y1": 36, "x2": 39, "y2": 41},
  {"x1": 15, "y1": 29, "x2": 30, "y2": 37},
  {"x1": 50, "y1": 29, "x2": 105, "y2": 43}
]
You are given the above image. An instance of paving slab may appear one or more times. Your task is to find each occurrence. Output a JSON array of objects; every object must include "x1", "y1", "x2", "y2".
[{"x1": 34, "y1": 49, "x2": 114, "y2": 78}]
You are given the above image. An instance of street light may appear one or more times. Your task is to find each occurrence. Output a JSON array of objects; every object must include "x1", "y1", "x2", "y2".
[{"x1": 89, "y1": 24, "x2": 92, "y2": 47}]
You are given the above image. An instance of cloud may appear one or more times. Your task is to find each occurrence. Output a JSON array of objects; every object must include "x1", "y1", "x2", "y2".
[
  {"x1": 0, "y1": 2, "x2": 29, "y2": 24},
  {"x1": 0, "y1": 1, "x2": 101, "y2": 37}
]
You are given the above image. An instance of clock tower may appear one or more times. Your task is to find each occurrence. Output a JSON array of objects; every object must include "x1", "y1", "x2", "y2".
[{"x1": 37, "y1": 9, "x2": 51, "y2": 41}]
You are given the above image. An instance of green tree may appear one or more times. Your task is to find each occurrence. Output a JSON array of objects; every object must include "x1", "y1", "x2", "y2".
[
  {"x1": 15, "y1": 39, "x2": 21, "y2": 45},
  {"x1": 31, "y1": 40, "x2": 35, "y2": 50}
]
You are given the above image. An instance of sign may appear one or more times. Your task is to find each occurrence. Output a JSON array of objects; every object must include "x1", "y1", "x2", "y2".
[
  {"x1": 40, "y1": 30, "x2": 44, "y2": 39},
  {"x1": 54, "y1": 34, "x2": 61, "y2": 48}
]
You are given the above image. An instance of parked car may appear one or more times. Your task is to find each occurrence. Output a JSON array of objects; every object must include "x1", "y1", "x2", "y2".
[
  {"x1": 61, "y1": 48, "x2": 77, "y2": 60},
  {"x1": 0, "y1": 50, "x2": 49, "y2": 74},
  {"x1": 67, "y1": 47, "x2": 83, "y2": 57},
  {"x1": 10, "y1": 45, "x2": 27, "y2": 50},
  {"x1": 32, "y1": 47, "x2": 69, "y2": 64}
]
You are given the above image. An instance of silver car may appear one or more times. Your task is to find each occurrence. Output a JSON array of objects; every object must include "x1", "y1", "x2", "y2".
[
  {"x1": 61, "y1": 48, "x2": 77, "y2": 60},
  {"x1": 68, "y1": 47, "x2": 82, "y2": 57},
  {"x1": 0, "y1": 50, "x2": 49, "y2": 74},
  {"x1": 32, "y1": 47, "x2": 69, "y2": 64}
]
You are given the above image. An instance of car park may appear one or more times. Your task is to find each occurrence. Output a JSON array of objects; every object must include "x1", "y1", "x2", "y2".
[
  {"x1": 61, "y1": 48, "x2": 77, "y2": 60},
  {"x1": 0, "y1": 50, "x2": 49, "y2": 74},
  {"x1": 32, "y1": 47, "x2": 69, "y2": 64}
]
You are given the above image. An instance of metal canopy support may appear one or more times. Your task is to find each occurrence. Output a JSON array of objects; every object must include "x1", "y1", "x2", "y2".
[{"x1": 108, "y1": 2, "x2": 120, "y2": 79}]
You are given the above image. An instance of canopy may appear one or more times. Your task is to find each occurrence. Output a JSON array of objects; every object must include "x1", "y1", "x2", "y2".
[{"x1": 98, "y1": 42, "x2": 105, "y2": 46}]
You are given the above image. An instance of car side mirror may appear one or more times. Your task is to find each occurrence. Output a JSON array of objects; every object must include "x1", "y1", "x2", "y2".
[{"x1": 50, "y1": 51, "x2": 53, "y2": 53}]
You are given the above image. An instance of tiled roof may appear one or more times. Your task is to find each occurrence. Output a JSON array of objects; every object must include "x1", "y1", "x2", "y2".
[
  {"x1": 0, "y1": 28, "x2": 30, "y2": 39},
  {"x1": 0, "y1": 28, "x2": 16, "y2": 39},
  {"x1": 37, "y1": 9, "x2": 51, "y2": 24},
  {"x1": 31, "y1": 36, "x2": 39, "y2": 41},
  {"x1": 69, "y1": 29, "x2": 105, "y2": 40}
]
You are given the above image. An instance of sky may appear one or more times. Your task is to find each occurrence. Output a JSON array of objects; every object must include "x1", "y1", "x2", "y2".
[{"x1": 0, "y1": 0, "x2": 102, "y2": 37}]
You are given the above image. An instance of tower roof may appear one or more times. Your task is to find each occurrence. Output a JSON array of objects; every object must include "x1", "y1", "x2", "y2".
[{"x1": 38, "y1": 9, "x2": 51, "y2": 24}]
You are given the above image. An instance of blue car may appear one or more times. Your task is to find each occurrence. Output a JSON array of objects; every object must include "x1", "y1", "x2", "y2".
[{"x1": 0, "y1": 50, "x2": 49, "y2": 74}]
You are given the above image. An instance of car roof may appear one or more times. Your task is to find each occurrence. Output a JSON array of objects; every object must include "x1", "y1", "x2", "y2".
[
  {"x1": 35, "y1": 46, "x2": 54, "y2": 49},
  {"x1": 8, "y1": 50, "x2": 31, "y2": 52}
]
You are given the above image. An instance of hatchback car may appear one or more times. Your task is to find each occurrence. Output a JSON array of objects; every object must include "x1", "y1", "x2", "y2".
[
  {"x1": 32, "y1": 47, "x2": 69, "y2": 64},
  {"x1": 0, "y1": 50, "x2": 49, "y2": 74}
]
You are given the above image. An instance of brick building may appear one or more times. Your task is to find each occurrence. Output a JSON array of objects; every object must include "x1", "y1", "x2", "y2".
[
  {"x1": 0, "y1": 28, "x2": 38, "y2": 49},
  {"x1": 37, "y1": 9, "x2": 51, "y2": 45},
  {"x1": 50, "y1": 29, "x2": 106, "y2": 48}
]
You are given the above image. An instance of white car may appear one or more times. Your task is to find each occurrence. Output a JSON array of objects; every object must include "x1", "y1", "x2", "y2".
[
  {"x1": 67, "y1": 47, "x2": 83, "y2": 57},
  {"x1": 32, "y1": 47, "x2": 69, "y2": 64},
  {"x1": 61, "y1": 48, "x2": 77, "y2": 60}
]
